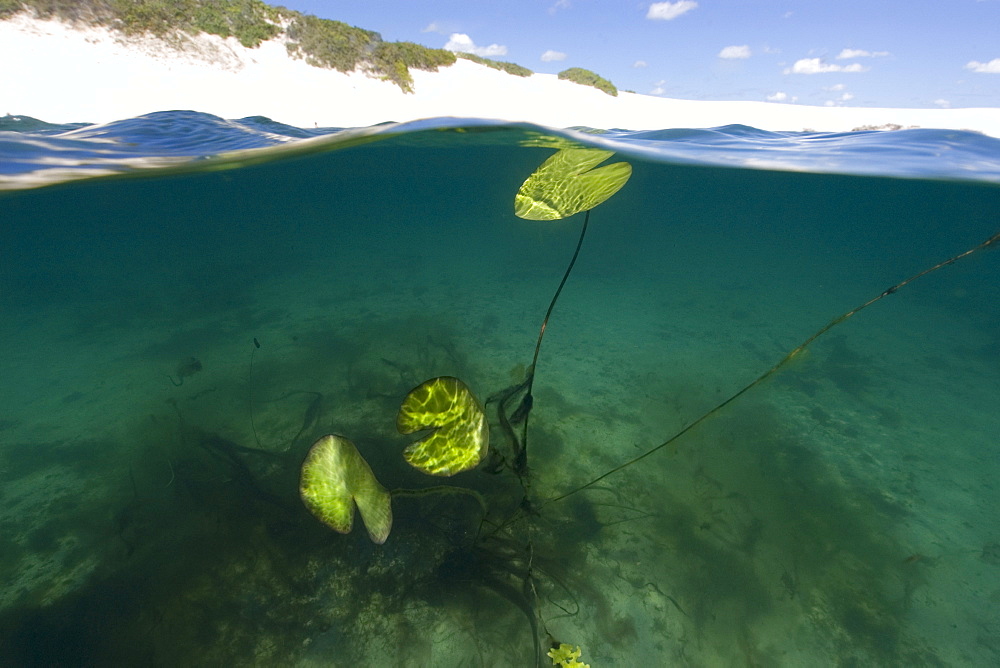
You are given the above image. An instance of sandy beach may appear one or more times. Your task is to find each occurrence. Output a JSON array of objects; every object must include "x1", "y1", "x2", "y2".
[{"x1": 3, "y1": 13, "x2": 1000, "y2": 136}]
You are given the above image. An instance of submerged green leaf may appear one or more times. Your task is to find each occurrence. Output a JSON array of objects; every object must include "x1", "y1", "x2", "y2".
[
  {"x1": 397, "y1": 376, "x2": 489, "y2": 476},
  {"x1": 300, "y1": 434, "x2": 393, "y2": 544},
  {"x1": 514, "y1": 148, "x2": 632, "y2": 220}
]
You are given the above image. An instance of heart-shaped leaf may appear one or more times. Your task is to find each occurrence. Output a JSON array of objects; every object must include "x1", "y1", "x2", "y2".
[
  {"x1": 514, "y1": 148, "x2": 632, "y2": 220},
  {"x1": 300, "y1": 434, "x2": 393, "y2": 544},
  {"x1": 397, "y1": 376, "x2": 489, "y2": 476}
]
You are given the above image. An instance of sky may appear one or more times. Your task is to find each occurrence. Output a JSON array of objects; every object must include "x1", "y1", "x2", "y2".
[{"x1": 274, "y1": 0, "x2": 1000, "y2": 109}]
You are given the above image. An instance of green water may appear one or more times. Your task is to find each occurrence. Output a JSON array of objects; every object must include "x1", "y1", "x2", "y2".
[{"x1": 1, "y1": 131, "x2": 999, "y2": 666}]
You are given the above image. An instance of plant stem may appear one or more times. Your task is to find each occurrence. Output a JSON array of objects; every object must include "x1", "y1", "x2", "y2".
[
  {"x1": 391, "y1": 485, "x2": 488, "y2": 517},
  {"x1": 517, "y1": 210, "x2": 592, "y2": 476}
]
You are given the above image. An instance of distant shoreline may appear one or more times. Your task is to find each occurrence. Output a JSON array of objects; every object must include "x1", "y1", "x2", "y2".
[{"x1": 3, "y1": 13, "x2": 1000, "y2": 136}]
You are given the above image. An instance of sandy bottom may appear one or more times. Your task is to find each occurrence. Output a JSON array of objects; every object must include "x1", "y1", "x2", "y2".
[{"x1": 1, "y1": 231, "x2": 998, "y2": 667}]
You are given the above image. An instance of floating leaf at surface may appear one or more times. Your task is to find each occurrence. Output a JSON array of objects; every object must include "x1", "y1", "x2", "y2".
[
  {"x1": 397, "y1": 376, "x2": 489, "y2": 476},
  {"x1": 299, "y1": 434, "x2": 393, "y2": 544},
  {"x1": 514, "y1": 148, "x2": 633, "y2": 220}
]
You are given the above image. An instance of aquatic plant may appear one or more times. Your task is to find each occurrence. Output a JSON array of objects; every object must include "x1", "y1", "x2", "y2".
[
  {"x1": 299, "y1": 376, "x2": 488, "y2": 545},
  {"x1": 287, "y1": 149, "x2": 633, "y2": 663},
  {"x1": 240, "y1": 146, "x2": 997, "y2": 664},
  {"x1": 299, "y1": 434, "x2": 392, "y2": 544},
  {"x1": 397, "y1": 376, "x2": 489, "y2": 476},
  {"x1": 548, "y1": 643, "x2": 590, "y2": 668},
  {"x1": 8, "y1": 132, "x2": 992, "y2": 666},
  {"x1": 501, "y1": 148, "x2": 632, "y2": 479},
  {"x1": 514, "y1": 148, "x2": 632, "y2": 221},
  {"x1": 296, "y1": 147, "x2": 632, "y2": 521}
]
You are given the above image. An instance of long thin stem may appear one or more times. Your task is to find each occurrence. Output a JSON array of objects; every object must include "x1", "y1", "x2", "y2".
[
  {"x1": 514, "y1": 210, "x2": 592, "y2": 479},
  {"x1": 527, "y1": 210, "x2": 591, "y2": 394},
  {"x1": 249, "y1": 338, "x2": 262, "y2": 449},
  {"x1": 391, "y1": 485, "x2": 489, "y2": 517}
]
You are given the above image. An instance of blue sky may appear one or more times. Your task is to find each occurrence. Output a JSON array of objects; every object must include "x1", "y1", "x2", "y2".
[{"x1": 277, "y1": 1, "x2": 1000, "y2": 109}]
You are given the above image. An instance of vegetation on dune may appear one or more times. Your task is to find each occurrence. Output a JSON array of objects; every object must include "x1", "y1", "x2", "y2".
[
  {"x1": 456, "y1": 52, "x2": 533, "y2": 77},
  {"x1": 2, "y1": 0, "x2": 283, "y2": 47},
  {"x1": 282, "y1": 14, "x2": 455, "y2": 92},
  {"x1": 1, "y1": 0, "x2": 463, "y2": 92},
  {"x1": 371, "y1": 41, "x2": 457, "y2": 92},
  {"x1": 282, "y1": 13, "x2": 378, "y2": 70},
  {"x1": 188, "y1": 0, "x2": 282, "y2": 47},
  {"x1": 0, "y1": 0, "x2": 20, "y2": 17},
  {"x1": 558, "y1": 67, "x2": 618, "y2": 97}
]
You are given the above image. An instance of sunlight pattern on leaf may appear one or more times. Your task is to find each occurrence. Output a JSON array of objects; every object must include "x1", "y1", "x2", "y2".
[
  {"x1": 514, "y1": 148, "x2": 632, "y2": 220},
  {"x1": 397, "y1": 376, "x2": 489, "y2": 476}
]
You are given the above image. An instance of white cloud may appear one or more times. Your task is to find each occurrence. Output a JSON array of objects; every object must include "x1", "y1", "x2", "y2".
[
  {"x1": 934, "y1": 99, "x2": 951, "y2": 108},
  {"x1": 422, "y1": 21, "x2": 459, "y2": 34},
  {"x1": 549, "y1": 0, "x2": 571, "y2": 13},
  {"x1": 824, "y1": 92, "x2": 855, "y2": 107},
  {"x1": 718, "y1": 45, "x2": 751, "y2": 59},
  {"x1": 785, "y1": 58, "x2": 868, "y2": 74},
  {"x1": 965, "y1": 58, "x2": 1000, "y2": 73},
  {"x1": 821, "y1": 85, "x2": 853, "y2": 103},
  {"x1": 650, "y1": 79, "x2": 667, "y2": 95},
  {"x1": 836, "y1": 48, "x2": 890, "y2": 59},
  {"x1": 766, "y1": 91, "x2": 788, "y2": 102},
  {"x1": 647, "y1": 1, "x2": 698, "y2": 21},
  {"x1": 541, "y1": 50, "x2": 567, "y2": 62},
  {"x1": 444, "y1": 33, "x2": 508, "y2": 58},
  {"x1": 633, "y1": 60, "x2": 648, "y2": 68}
]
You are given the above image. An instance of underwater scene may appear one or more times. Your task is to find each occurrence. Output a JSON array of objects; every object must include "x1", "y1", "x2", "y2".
[{"x1": 1, "y1": 113, "x2": 999, "y2": 666}]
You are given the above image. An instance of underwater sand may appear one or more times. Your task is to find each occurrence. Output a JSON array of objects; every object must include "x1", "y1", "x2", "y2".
[{"x1": 1, "y1": 122, "x2": 999, "y2": 666}]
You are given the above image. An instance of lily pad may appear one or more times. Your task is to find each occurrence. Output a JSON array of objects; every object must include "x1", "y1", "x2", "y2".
[
  {"x1": 514, "y1": 148, "x2": 632, "y2": 220},
  {"x1": 397, "y1": 376, "x2": 489, "y2": 476},
  {"x1": 299, "y1": 434, "x2": 393, "y2": 544}
]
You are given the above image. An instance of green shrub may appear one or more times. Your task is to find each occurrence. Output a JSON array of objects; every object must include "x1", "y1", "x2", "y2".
[
  {"x1": 8, "y1": 0, "x2": 281, "y2": 45},
  {"x1": 4, "y1": 0, "x2": 110, "y2": 22},
  {"x1": 456, "y1": 52, "x2": 533, "y2": 77},
  {"x1": 379, "y1": 41, "x2": 456, "y2": 71},
  {"x1": 557, "y1": 67, "x2": 618, "y2": 97},
  {"x1": 284, "y1": 13, "x2": 379, "y2": 72},
  {"x1": 371, "y1": 41, "x2": 456, "y2": 93},
  {"x1": 191, "y1": 0, "x2": 282, "y2": 47},
  {"x1": 107, "y1": 0, "x2": 194, "y2": 36},
  {"x1": 284, "y1": 16, "x2": 459, "y2": 91},
  {"x1": 0, "y1": 0, "x2": 24, "y2": 18}
]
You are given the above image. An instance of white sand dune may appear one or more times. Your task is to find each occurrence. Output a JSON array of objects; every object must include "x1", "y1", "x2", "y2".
[{"x1": 3, "y1": 13, "x2": 1000, "y2": 136}]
